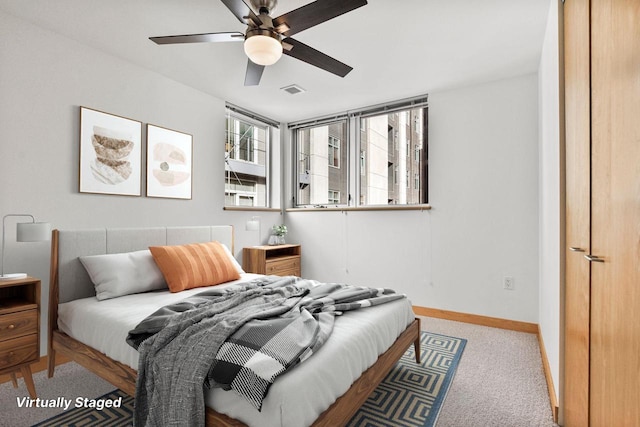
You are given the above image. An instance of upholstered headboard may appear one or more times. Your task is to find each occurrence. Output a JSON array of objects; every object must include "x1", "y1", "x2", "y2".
[{"x1": 51, "y1": 226, "x2": 234, "y2": 304}]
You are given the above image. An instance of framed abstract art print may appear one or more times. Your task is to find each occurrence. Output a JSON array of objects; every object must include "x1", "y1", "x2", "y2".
[
  {"x1": 146, "y1": 124, "x2": 193, "y2": 199},
  {"x1": 79, "y1": 107, "x2": 142, "y2": 196}
]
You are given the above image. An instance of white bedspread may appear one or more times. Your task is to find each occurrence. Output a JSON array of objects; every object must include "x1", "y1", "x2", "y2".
[{"x1": 58, "y1": 274, "x2": 415, "y2": 427}]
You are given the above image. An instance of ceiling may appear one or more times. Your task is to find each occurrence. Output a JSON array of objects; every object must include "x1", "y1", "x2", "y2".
[{"x1": 0, "y1": 0, "x2": 551, "y2": 123}]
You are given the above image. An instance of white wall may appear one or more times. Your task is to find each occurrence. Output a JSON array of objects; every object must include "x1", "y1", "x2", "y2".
[
  {"x1": 0, "y1": 8, "x2": 552, "y2": 360},
  {"x1": 0, "y1": 11, "x2": 282, "y2": 354},
  {"x1": 287, "y1": 74, "x2": 540, "y2": 323},
  {"x1": 538, "y1": 0, "x2": 562, "y2": 407}
]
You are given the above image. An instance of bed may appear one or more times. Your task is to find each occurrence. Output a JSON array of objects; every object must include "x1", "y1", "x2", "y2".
[{"x1": 47, "y1": 225, "x2": 420, "y2": 427}]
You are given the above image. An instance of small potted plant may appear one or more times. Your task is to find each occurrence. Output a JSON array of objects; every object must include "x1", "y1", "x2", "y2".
[{"x1": 269, "y1": 224, "x2": 287, "y2": 245}]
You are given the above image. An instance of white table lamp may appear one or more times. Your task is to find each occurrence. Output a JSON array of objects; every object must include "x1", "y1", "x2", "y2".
[{"x1": 1, "y1": 214, "x2": 51, "y2": 280}]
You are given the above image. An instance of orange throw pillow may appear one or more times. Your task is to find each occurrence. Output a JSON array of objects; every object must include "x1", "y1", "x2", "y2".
[{"x1": 149, "y1": 241, "x2": 241, "y2": 292}]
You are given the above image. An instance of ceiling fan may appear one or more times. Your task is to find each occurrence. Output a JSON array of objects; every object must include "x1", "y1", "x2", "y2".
[{"x1": 149, "y1": 0, "x2": 367, "y2": 86}]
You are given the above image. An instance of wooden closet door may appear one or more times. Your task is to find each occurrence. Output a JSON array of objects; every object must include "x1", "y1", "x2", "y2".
[
  {"x1": 563, "y1": 0, "x2": 591, "y2": 425},
  {"x1": 590, "y1": 0, "x2": 640, "y2": 425}
]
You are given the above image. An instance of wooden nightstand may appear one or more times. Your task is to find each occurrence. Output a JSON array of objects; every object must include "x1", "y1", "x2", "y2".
[
  {"x1": 243, "y1": 244, "x2": 301, "y2": 277},
  {"x1": 0, "y1": 277, "x2": 40, "y2": 398}
]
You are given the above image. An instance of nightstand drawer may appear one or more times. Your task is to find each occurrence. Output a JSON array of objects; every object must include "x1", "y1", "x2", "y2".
[
  {"x1": 272, "y1": 269, "x2": 300, "y2": 277},
  {"x1": 0, "y1": 309, "x2": 38, "y2": 341},
  {"x1": 266, "y1": 257, "x2": 300, "y2": 275},
  {"x1": 0, "y1": 334, "x2": 38, "y2": 371}
]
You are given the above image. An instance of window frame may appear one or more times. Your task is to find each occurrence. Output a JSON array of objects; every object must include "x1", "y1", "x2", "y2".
[
  {"x1": 289, "y1": 95, "x2": 429, "y2": 209},
  {"x1": 328, "y1": 135, "x2": 341, "y2": 169},
  {"x1": 356, "y1": 105, "x2": 428, "y2": 207},
  {"x1": 292, "y1": 118, "x2": 350, "y2": 207},
  {"x1": 328, "y1": 190, "x2": 340, "y2": 204},
  {"x1": 224, "y1": 107, "x2": 275, "y2": 209}
]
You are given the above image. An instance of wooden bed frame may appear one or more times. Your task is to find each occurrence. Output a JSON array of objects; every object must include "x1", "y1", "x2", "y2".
[{"x1": 47, "y1": 228, "x2": 421, "y2": 426}]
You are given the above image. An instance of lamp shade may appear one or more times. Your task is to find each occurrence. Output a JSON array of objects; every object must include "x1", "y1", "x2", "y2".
[
  {"x1": 1, "y1": 214, "x2": 51, "y2": 280},
  {"x1": 244, "y1": 34, "x2": 283, "y2": 66},
  {"x1": 17, "y1": 222, "x2": 51, "y2": 242}
]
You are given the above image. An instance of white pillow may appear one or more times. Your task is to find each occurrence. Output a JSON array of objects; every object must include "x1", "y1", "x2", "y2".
[
  {"x1": 221, "y1": 243, "x2": 245, "y2": 274},
  {"x1": 79, "y1": 250, "x2": 167, "y2": 300}
]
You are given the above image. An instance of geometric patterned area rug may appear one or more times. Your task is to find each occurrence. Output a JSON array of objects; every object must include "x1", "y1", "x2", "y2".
[
  {"x1": 347, "y1": 331, "x2": 466, "y2": 427},
  {"x1": 31, "y1": 331, "x2": 465, "y2": 427}
]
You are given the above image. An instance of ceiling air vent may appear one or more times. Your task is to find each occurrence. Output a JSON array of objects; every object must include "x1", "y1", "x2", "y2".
[{"x1": 281, "y1": 84, "x2": 306, "y2": 95}]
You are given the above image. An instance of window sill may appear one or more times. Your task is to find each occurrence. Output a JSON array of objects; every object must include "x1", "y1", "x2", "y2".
[
  {"x1": 223, "y1": 207, "x2": 282, "y2": 212},
  {"x1": 285, "y1": 204, "x2": 431, "y2": 212}
]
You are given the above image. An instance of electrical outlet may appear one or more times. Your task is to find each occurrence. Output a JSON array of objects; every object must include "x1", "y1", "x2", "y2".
[{"x1": 504, "y1": 276, "x2": 515, "y2": 290}]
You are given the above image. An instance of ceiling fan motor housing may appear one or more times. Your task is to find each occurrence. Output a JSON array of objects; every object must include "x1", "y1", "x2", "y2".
[{"x1": 250, "y1": 0, "x2": 277, "y2": 14}]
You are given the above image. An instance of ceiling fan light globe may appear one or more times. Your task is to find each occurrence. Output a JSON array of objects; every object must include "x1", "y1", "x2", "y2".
[{"x1": 244, "y1": 34, "x2": 283, "y2": 66}]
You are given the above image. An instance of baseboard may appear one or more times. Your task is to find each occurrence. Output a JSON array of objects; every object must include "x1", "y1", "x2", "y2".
[
  {"x1": 537, "y1": 329, "x2": 559, "y2": 423},
  {"x1": 413, "y1": 305, "x2": 559, "y2": 423},
  {"x1": 412, "y1": 306, "x2": 538, "y2": 334},
  {"x1": 0, "y1": 353, "x2": 70, "y2": 385}
]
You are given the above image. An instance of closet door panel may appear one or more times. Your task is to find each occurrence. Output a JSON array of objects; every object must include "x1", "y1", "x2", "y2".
[
  {"x1": 563, "y1": 0, "x2": 591, "y2": 424},
  {"x1": 590, "y1": 0, "x2": 640, "y2": 425}
]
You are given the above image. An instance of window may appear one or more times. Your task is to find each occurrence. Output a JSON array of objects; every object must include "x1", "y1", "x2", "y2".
[
  {"x1": 359, "y1": 105, "x2": 428, "y2": 205},
  {"x1": 328, "y1": 136, "x2": 340, "y2": 168},
  {"x1": 328, "y1": 190, "x2": 340, "y2": 204},
  {"x1": 225, "y1": 108, "x2": 273, "y2": 207},
  {"x1": 291, "y1": 96, "x2": 428, "y2": 207},
  {"x1": 294, "y1": 120, "x2": 348, "y2": 206}
]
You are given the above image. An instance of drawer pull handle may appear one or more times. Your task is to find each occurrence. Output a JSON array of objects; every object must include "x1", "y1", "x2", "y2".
[
  {"x1": 569, "y1": 247, "x2": 585, "y2": 252},
  {"x1": 584, "y1": 254, "x2": 605, "y2": 263},
  {"x1": 7, "y1": 324, "x2": 15, "y2": 329}
]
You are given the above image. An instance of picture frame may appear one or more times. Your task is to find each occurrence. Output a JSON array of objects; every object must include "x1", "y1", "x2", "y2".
[
  {"x1": 146, "y1": 124, "x2": 193, "y2": 199},
  {"x1": 79, "y1": 107, "x2": 142, "y2": 196}
]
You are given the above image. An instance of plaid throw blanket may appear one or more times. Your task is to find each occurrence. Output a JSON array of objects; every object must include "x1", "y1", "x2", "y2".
[{"x1": 126, "y1": 276, "x2": 405, "y2": 426}]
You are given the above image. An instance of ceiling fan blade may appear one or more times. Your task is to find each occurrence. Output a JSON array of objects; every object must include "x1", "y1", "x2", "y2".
[
  {"x1": 220, "y1": 0, "x2": 262, "y2": 27},
  {"x1": 282, "y1": 37, "x2": 353, "y2": 77},
  {"x1": 150, "y1": 32, "x2": 244, "y2": 45},
  {"x1": 272, "y1": 0, "x2": 367, "y2": 37},
  {"x1": 245, "y1": 59, "x2": 265, "y2": 86}
]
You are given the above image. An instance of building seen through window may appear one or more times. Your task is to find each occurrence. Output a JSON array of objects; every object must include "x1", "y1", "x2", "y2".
[
  {"x1": 225, "y1": 110, "x2": 270, "y2": 207},
  {"x1": 292, "y1": 98, "x2": 428, "y2": 207},
  {"x1": 296, "y1": 121, "x2": 348, "y2": 206},
  {"x1": 359, "y1": 107, "x2": 427, "y2": 205}
]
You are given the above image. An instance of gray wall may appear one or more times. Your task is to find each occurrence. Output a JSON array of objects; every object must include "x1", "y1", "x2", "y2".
[{"x1": 0, "y1": 11, "x2": 282, "y2": 354}]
